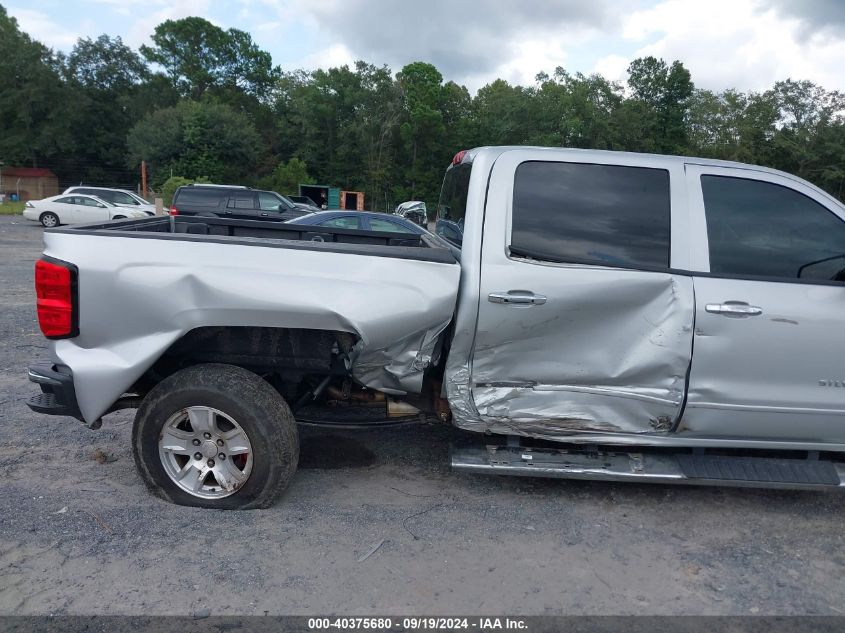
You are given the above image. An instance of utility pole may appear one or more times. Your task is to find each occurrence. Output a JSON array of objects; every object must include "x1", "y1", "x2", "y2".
[{"x1": 141, "y1": 161, "x2": 148, "y2": 200}]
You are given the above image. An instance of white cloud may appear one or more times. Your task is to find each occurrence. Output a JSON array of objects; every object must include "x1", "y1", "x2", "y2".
[
  {"x1": 279, "y1": 0, "x2": 614, "y2": 86},
  {"x1": 619, "y1": 0, "x2": 845, "y2": 92},
  {"x1": 591, "y1": 54, "x2": 629, "y2": 84},
  {"x1": 291, "y1": 43, "x2": 356, "y2": 73},
  {"x1": 8, "y1": 7, "x2": 80, "y2": 49},
  {"x1": 124, "y1": 0, "x2": 212, "y2": 50}
]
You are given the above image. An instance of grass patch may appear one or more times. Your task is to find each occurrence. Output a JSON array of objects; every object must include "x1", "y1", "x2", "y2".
[{"x1": 0, "y1": 201, "x2": 25, "y2": 215}]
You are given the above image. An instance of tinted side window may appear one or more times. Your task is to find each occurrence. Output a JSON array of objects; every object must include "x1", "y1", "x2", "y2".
[
  {"x1": 228, "y1": 193, "x2": 255, "y2": 209},
  {"x1": 369, "y1": 218, "x2": 413, "y2": 233},
  {"x1": 175, "y1": 189, "x2": 224, "y2": 206},
  {"x1": 702, "y1": 176, "x2": 845, "y2": 281},
  {"x1": 110, "y1": 192, "x2": 137, "y2": 205},
  {"x1": 257, "y1": 192, "x2": 281, "y2": 211},
  {"x1": 319, "y1": 216, "x2": 360, "y2": 229},
  {"x1": 511, "y1": 162, "x2": 671, "y2": 269},
  {"x1": 94, "y1": 191, "x2": 115, "y2": 202}
]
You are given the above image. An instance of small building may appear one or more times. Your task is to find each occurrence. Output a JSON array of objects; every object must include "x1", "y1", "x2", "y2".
[
  {"x1": 0, "y1": 167, "x2": 59, "y2": 201},
  {"x1": 299, "y1": 184, "x2": 365, "y2": 211},
  {"x1": 340, "y1": 190, "x2": 365, "y2": 210}
]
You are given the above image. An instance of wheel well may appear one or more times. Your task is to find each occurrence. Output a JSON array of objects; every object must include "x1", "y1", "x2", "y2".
[{"x1": 132, "y1": 326, "x2": 356, "y2": 396}]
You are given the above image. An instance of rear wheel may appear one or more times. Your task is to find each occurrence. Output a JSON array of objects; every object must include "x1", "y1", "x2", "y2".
[
  {"x1": 40, "y1": 212, "x2": 59, "y2": 228},
  {"x1": 132, "y1": 363, "x2": 299, "y2": 509}
]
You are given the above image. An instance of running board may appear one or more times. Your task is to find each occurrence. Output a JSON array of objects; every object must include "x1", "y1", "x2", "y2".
[{"x1": 451, "y1": 444, "x2": 845, "y2": 490}]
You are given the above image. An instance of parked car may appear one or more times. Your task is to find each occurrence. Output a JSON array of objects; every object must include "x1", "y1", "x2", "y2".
[
  {"x1": 287, "y1": 195, "x2": 320, "y2": 208},
  {"x1": 288, "y1": 211, "x2": 461, "y2": 258},
  {"x1": 170, "y1": 184, "x2": 314, "y2": 221},
  {"x1": 63, "y1": 186, "x2": 155, "y2": 215},
  {"x1": 288, "y1": 210, "x2": 425, "y2": 233},
  {"x1": 26, "y1": 146, "x2": 845, "y2": 510},
  {"x1": 394, "y1": 200, "x2": 427, "y2": 227},
  {"x1": 22, "y1": 194, "x2": 149, "y2": 227}
]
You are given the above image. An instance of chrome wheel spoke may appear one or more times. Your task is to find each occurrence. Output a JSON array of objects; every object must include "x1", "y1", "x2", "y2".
[
  {"x1": 187, "y1": 407, "x2": 215, "y2": 434},
  {"x1": 160, "y1": 428, "x2": 193, "y2": 455},
  {"x1": 222, "y1": 428, "x2": 251, "y2": 455},
  {"x1": 176, "y1": 462, "x2": 204, "y2": 492},
  {"x1": 214, "y1": 459, "x2": 248, "y2": 492}
]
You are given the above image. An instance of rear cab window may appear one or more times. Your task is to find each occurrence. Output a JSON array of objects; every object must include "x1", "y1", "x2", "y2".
[
  {"x1": 510, "y1": 161, "x2": 671, "y2": 270},
  {"x1": 437, "y1": 160, "x2": 472, "y2": 246}
]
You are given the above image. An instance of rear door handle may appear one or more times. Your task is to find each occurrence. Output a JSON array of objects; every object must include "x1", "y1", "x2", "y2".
[
  {"x1": 488, "y1": 291, "x2": 547, "y2": 305},
  {"x1": 705, "y1": 302, "x2": 763, "y2": 317}
]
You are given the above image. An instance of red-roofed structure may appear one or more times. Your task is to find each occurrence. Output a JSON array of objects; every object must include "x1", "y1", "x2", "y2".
[{"x1": 0, "y1": 166, "x2": 59, "y2": 201}]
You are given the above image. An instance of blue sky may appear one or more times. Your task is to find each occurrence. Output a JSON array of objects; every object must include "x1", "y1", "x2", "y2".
[{"x1": 8, "y1": 0, "x2": 845, "y2": 94}]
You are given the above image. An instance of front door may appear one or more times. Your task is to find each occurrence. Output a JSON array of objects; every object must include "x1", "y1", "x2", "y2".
[
  {"x1": 470, "y1": 149, "x2": 694, "y2": 436},
  {"x1": 683, "y1": 165, "x2": 845, "y2": 442}
]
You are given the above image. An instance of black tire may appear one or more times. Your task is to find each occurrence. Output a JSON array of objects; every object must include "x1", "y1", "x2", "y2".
[
  {"x1": 40, "y1": 212, "x2": 59, "y2": 228},
  {"x1": 132, "y1": 363, "x2": 299, "y2": 509}
]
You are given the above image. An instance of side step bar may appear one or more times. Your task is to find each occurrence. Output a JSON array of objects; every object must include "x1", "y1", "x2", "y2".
[{"x1": 451, "y1": 444, "x2": 845, "y2": 491}]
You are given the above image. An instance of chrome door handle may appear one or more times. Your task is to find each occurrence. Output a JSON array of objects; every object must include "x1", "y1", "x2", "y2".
[
  {"x1": 488, "y1": 291, "x2": 547, "y2": 305},
  {"x1": 705, "y1": 302, "x2": 762, "y2": 317}
]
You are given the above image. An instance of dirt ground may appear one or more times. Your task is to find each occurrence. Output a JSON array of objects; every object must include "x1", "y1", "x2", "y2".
[{"x1": 0, "y1": 214, "x2": 843, "y2": 616}]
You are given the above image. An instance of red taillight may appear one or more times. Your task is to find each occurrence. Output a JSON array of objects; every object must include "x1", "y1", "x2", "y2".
[
  {"x1": 35, "y1": 259, "x2": 77, "y2": 339},
  {"x1": 452, "y1": 150, "x2": 467, "y2": 165},
  {"x1": 169, "y1": 206, "x2": 179, "y2": 215}
]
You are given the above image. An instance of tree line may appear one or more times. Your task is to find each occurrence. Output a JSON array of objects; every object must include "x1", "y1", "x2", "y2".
[{"x1": 1, "y1": 5, "x2": 844, "y2": 213}]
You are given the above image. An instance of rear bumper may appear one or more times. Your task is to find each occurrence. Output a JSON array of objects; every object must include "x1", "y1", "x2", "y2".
[{"x1": 26, "y1": 362, "x2": 83, "y2": 420}]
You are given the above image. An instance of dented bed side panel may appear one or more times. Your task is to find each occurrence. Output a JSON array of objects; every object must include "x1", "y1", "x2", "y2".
[{"x1": 43, "y1": 232, "x2": 460, "y2": 423}]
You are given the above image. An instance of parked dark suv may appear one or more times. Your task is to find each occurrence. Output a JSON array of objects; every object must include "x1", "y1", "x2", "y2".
[{"x1": 170, "y1": 185, "x2": 317, "y2": 221}]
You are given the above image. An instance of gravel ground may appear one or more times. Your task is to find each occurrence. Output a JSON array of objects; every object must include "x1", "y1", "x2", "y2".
[{"x1": 0, "y1": 214, "x2": 843, "y2": 616}]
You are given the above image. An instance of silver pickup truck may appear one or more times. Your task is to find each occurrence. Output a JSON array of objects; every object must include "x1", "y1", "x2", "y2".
[{"x1": 27, "y1": 146, "x2": 845, "y2": 509}]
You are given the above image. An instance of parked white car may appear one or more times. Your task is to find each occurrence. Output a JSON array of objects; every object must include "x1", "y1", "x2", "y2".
[
  {"x1": 63, "y1": 186, "x2": 155, "y2": 215},
  {"x1": 23, "y1": 194, "x2": 149, "y2": 227}
]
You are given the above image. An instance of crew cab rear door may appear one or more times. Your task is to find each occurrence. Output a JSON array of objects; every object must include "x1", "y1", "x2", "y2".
[
  {"x1": 225, "y1": 192, "x2": 260, "y2": 220},
  {"x1": 682, "y1": 165, "x2": 845, "y2": 442},
  {"x1": 470, "y1": 149, "x2": 694, "y2": 435}
]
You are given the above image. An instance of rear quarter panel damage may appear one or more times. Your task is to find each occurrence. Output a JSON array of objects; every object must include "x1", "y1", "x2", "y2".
[{"x1": 44, "y1": 233, "x2": 460, "y2": 423}]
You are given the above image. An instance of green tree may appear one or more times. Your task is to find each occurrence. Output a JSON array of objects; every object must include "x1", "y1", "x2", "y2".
[
  {"x1": 397, "y1": 62, "x2": 447, "y2": 203},
  {"x1": 256, "y1": 158, "x2": 311, "y2": 194},
  {"x1": 127, "y1": 100, "x2": 261, "y2": 187},
  {"x1": 0, "y1": 5, "x2": 70, "y2": 166},
  {"x1": 55, "y1": 35, "x2": 155, "y2": 187},
  {"x1": 65, "y1": 34, "x2": 148, "y2": 92},
  {"x1": 626, "y1": 56, "x2": 694, "y2": 153},
  {"x1": 140, "y1": 17, "x2": 277, "y2": 100}
]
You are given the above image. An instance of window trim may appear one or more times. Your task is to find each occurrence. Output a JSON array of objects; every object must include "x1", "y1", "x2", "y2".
[
  {"x1": 686, "y1": 164, "x2": 845, "y2": 285},
  {"x1": 506, "y1": 159, "x2": 674, "y2": 272}
]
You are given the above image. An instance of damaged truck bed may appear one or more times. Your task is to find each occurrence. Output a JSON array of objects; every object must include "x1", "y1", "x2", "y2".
[{"x1": 26, "y1": 146, "x2": 845, "y2": 508}]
